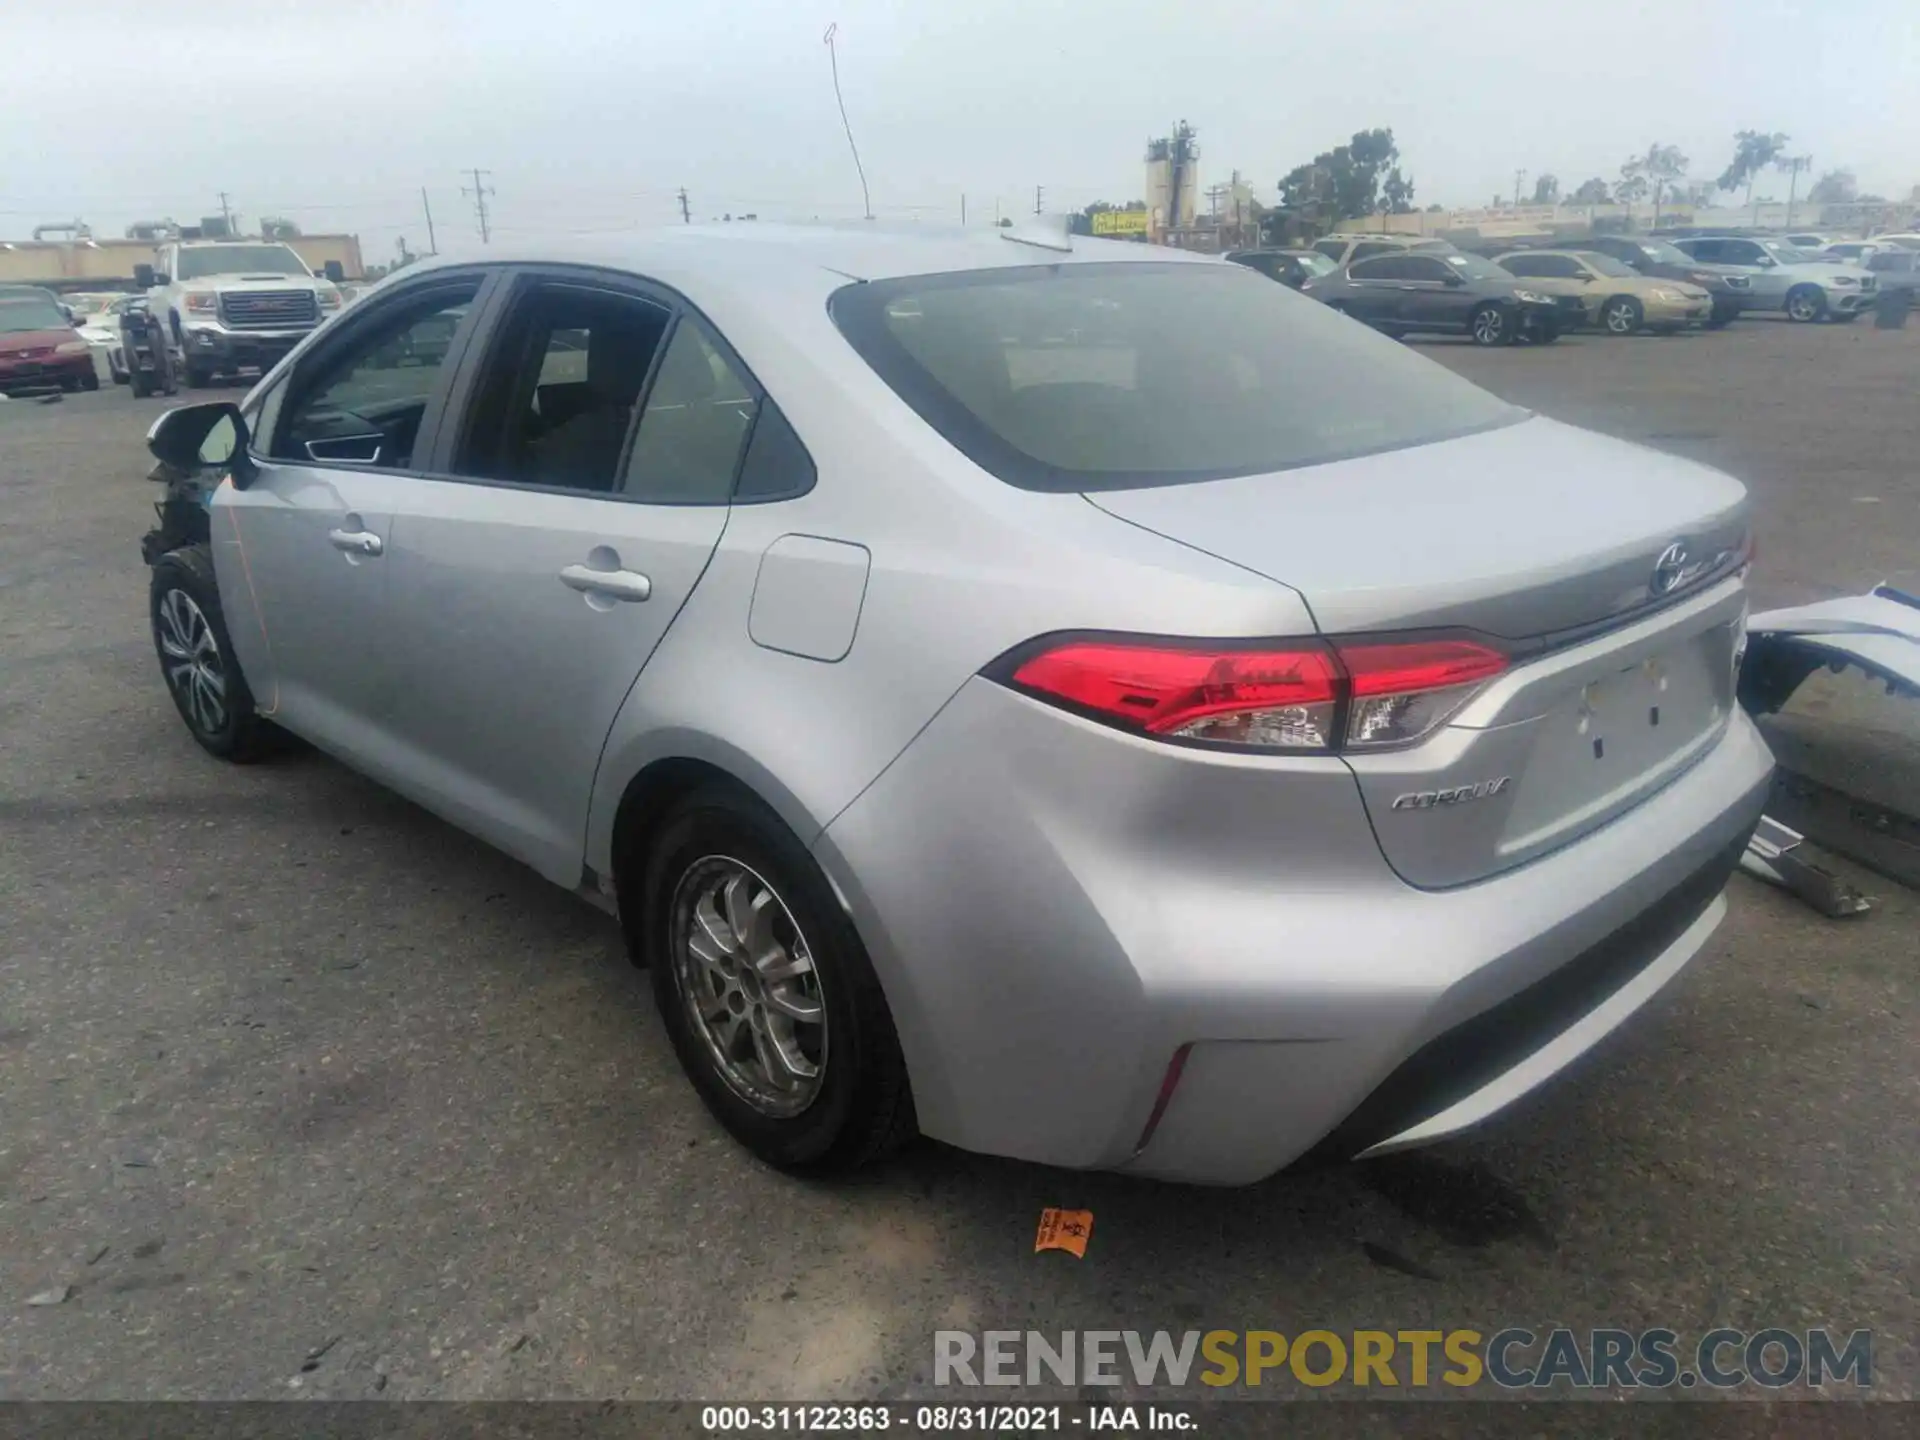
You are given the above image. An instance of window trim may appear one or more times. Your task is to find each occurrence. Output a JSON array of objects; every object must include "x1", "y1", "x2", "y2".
[
  {"x1": 426, "y1": 262, "x2": 817, "y2": 508},
  {"x1": 254, "y1": 268, "x2": 495, "y2": 478}
]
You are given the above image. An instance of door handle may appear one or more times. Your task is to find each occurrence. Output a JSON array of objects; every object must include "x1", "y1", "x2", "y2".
[
  {"x1": 327, "y1": 528, "x2": 383, "y2": 557},
  {"x1": 559, "y1": 564, "x2": 652, "y2": 603}
]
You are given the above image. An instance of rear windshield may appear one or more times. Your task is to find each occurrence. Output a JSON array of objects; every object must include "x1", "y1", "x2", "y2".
[{"x1": 829, "y1": 262, "x2": 1523, "y2": 492}]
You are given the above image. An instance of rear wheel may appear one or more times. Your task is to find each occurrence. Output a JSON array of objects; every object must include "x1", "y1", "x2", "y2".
[
  {"x1": 640, "y1": 788, "x2": 915, "y2": 1174},
  {"x1": 130, "y1": 369, "x2": 154, "y2": 398},
  {"x1": 184, "y1": 362, "x2": 215, "y2": 389},
  {"x1": 1602, "y1": 295, "x2": 1645, "y2": 335},
  {"x1": 148, "y1": 546, "x2": 275, "y2": 761},
  {"x1": 1784, "y1": 285, "x2": 1825, "y2": 323},
  {"x1": 1469, "y1": 303, "x2": 1512, "y2": 346}
]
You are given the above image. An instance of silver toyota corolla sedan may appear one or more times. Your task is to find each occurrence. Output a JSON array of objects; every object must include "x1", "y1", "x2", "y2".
[{"x1": 140, "y1": 222, "x2": 1772, "y2": 1185}]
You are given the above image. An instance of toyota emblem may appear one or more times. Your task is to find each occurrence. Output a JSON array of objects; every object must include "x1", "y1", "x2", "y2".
[{"x1": 1650, "y1": 541, "x2": 1689, "y2": 597}]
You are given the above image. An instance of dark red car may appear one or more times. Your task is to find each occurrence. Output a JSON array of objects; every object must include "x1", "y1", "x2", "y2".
[{"x1": 0, "y1": 285, "x2": 99, "y2": 396}]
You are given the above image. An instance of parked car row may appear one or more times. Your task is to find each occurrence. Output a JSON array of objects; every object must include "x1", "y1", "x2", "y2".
[{"x1": 1227, "y1": 227, "x2": 1901, "y2": 345}]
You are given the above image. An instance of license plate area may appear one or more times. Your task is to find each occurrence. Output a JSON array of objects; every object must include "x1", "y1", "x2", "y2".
[{"x1": 1498, "y1": 632, "x2": 1730, "y2": 856}]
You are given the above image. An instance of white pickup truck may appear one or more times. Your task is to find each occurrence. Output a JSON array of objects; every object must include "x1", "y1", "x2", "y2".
[{"x1": 134, "y1": 240, "x2": 346, "y2": 388}]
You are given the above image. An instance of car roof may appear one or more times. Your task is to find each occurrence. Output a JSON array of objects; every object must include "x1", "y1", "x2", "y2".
[{"x1": 402, "y1": 223, "x2": 1218, "y2": 295}]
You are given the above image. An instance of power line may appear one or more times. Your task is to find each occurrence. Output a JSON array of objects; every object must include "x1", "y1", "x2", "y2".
[
  {"x1": 462, "y1": 168, "x2": 494, "y2": 244},
  {"x1": 822, "y1": 23, "x2": 873, "y2": 221}
]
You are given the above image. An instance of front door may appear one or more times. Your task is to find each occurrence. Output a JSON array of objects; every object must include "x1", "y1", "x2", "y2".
[
  {"x1": 381, "y1": 278, "x2": 755, "y2": 883},
  {"x1": 1340, "y1": 256, "x2": 1411, "y2": 324},
  {"x1": 1400, "y1": 255, "x2": 1481, "y2": 331},
  {"x1": 214, "y1": 277, "x2": 487, "y2": 774}
]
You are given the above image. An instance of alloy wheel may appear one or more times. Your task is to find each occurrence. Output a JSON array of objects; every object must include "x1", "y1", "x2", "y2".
[
  {"x1": 671, "y1": 857, "x2": 827, "y2": 1118},
  {"x1": 156, "y1": 588, "x2": 228, "y2": 736},
  {"x1": 1786, "y1": 291, "x2": 1821, "y2": 322},
  {"x1": 1472, "y1": 308, "x2": 1506, "y2": 344},
  {"x1": 1605, "y1": 301, "x2": 1638, "y2": 334}
]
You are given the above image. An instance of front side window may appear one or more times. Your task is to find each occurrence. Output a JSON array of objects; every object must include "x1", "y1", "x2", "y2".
[
  {"x1": 829, "y1": 262, "x2": 1523, "y2": 493},
  {"x1": 271, "y1": 284, "x2": 478, "y2": 468},
  {"x1": 1499, "y1": 256, "x2": 1547, "y2": 278},
  {"x1": 1405, "y1": 257, "x2": 1459, "y2": 282}
]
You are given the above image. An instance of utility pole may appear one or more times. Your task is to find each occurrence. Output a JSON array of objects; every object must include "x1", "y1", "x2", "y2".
[
  {"x1": 462, "y1": 168, "x2": 494, "y2": 244},
  {"x1": 677, "y1": 187, "x2": 691, "y2": 224},
  {"x1": 1513, "y1": 170, "x2": 1527, "y2": 209},
  {"x1": 1034, "y1": 185, "x2": 1044, "y2": 215},
  {"x1": 420, "y1": 187, "x2": 437, "y2": 254},
  {"x1": 217, "y1": 191, "x2": 235, "y2": 235}
]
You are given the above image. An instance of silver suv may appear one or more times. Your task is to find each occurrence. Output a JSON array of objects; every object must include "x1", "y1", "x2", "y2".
[{"x1": 1671, "y1": 236, "x2": 1876, "y2": 322}]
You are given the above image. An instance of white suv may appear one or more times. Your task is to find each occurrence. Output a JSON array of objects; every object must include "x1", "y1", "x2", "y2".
[{"x1": 1671, "y1": 236, "x2": 1876, "y2": 322}]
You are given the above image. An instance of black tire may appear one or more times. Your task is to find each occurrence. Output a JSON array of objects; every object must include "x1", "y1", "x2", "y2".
[
  {"x1": 1601, "y1": 295, "x2": 1645, "y2": 335},
  {"x1": 1469, "y1": 303, "x2": 1513, "y2": 346},
  {"x1": 81, "y1": 368, "x2": 100, "y2": 392},
  {"x1": 184, "y1": 363, "x2": 215, "y2": 389},
  {"x1": 1784, "y1": 285, "x2": 1826, "y2": 323},
  {"x1": 1706, "y1": 303, "x2": 1738, "y2": 328},
  {"x1": 148, "y1": 546, "x2": 276, "y2": 762},
  {"x1": 130, "y1": 370, "x2": 154, "y2": 398},
  {"x1": 640, "y1": 787, "x2": 915, "y2": 1174}
]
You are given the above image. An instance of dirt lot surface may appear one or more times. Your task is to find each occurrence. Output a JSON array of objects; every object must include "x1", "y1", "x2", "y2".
[{"x1": 2, "y1": 317, "x2": 1915, "y2": 1415}]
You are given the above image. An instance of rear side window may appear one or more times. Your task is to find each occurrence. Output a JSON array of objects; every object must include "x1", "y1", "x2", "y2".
[
  {"x1": 1349, "y1": 255, "x2": 1413, "y2": 280},
  {"x1": 1312, "y1": 240, "x2": 1345, "y2": 261},
  {"x1": 1499, "y1": 255, "x2": 1547, "y2": 277},
  {"x1": 829, "y1": 262, "x2": 1523, "y2": 493},
  {"x1": 1349, "y1": 241, "x2": 1396, "y2": 262}
]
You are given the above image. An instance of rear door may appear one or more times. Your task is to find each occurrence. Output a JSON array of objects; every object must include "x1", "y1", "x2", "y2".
[
  {"x1": 214, "y1": 274, "x2": 488, "y2": 771},
  {"x1": 1340, "y1": 255, "x2": 1412, "y2": 324},
  {"x1": 377, "y1": 271, "x2": 753, "y2": 883}
]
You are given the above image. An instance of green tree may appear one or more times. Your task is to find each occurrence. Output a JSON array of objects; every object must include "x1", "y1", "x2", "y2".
[
  {"x1": 1718, "y1": 130, "x2": 1789, "y2": 205},
  {"x1": 1382, "y1": 166, "x2": 1415, "y2": 213},
  {"x1": 1568, "y1": 177, "x2": 1611, "y2": 205},
  {"x1": 1808, "y1": 169, "x2": 1857, "y2": 204},
  {"x1": 1278, "y1": 128, "x2": 1403, "y2": 227},
  {"x1": 1532, "y1": 173, "x2": 1560, "y2": 205},
  {"x1": 259, "y1": 215, "x2": 301, "y2": 240},
  {"x1": 1622, "y1": 144, "x2": 1688, "y2": 225}
]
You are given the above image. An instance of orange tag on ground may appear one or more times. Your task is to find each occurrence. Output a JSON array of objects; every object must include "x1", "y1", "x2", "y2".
[{"x1": 1034, "y1": 1208, "x2": 1094, "y2": 1258}]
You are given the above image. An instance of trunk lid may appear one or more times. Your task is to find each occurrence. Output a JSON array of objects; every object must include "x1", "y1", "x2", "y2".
[{"x1": 1085, "y1": 416, "x2": 1753, "y2": 887}]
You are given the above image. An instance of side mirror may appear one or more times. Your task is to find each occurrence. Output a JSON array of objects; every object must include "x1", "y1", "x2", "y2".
[
  {"x1": 146, "y1": 402, "x2": 257, "y2": 488},
  {"x1": 134, "y1": 263, "x2": 156, "y2": 288},
  {"x1": 322, "y1": 260, "x2": 346, "y2": 282},
  {"x1": 1442, "y1": 272, "x2": 1466, "y2": 287},
  {"x1": 1755, "y1": 257, "x2": 1777, "y2": 268}
]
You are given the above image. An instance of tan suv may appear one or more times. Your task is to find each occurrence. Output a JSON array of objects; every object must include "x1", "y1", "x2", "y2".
[
  {"x1": 1496, "y1": 249, "x2": 1714, "y2": 334},
  {"x1": 1310, "y1": 233, "x2": 1459, "y2": 269}
]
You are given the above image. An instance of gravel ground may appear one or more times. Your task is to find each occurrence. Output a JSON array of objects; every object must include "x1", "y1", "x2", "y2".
[{"x1": 1, "y1": 317, "x2": 1915, "y2": 1411}]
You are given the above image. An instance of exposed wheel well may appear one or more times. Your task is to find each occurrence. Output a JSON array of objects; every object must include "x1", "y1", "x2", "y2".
[{"x1": 609, "y1": 757, "x2": 771, "y2": 960}]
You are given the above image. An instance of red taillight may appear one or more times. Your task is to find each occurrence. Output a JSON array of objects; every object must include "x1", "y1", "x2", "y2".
[
  {"x1": 1002, "y1": 635, "x2": 1507, "y2": 752},
  {"x1": 1010, "y1": 642, "x2": 1342, "y2": 748}
]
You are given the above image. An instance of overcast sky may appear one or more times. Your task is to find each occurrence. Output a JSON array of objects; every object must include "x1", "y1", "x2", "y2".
[{"x1": 5, "y1": 0, "x2": 1915, "y2": 262}]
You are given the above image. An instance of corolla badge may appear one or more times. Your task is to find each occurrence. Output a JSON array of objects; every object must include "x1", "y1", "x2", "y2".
[
  {"x1": 1390, "y1": 777, "x2": 1511, "y2": 811},
  {"x1": 1650, "y1": 541, "x2": 1691, "y2": 597}
]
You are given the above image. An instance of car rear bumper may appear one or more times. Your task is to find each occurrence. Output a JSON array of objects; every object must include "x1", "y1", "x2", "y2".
[{"x1": 815, "y1": 676, "x2": 1774, "y2": 1184}]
